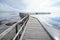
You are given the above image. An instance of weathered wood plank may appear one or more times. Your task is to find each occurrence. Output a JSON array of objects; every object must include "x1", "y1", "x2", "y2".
[{"x1": 21, "y1": 17, "x2": 51, "y2": 40}]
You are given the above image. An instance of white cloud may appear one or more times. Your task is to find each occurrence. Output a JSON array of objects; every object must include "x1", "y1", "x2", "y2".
[
  {"x1": 4, "y1": 0, "x2": 28, "y2": 10},
  {"x1": 22, "y1": 0, "x2": 60, "y2": 13},
  {"x1": 0, "y1": 0, "x2": 60, "y2": 14},
  {"x1": 0, "y1": 3, "x2": 20, "y2": 11}
]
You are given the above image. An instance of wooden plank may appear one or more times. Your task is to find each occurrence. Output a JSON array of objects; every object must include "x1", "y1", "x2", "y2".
[{"x1": 21, "y1": 17, "x2": 51, "y2": 40}]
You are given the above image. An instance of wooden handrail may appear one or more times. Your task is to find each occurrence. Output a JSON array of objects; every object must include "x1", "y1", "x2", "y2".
[
  {"x1": 13, "y1": 17, "x2": 29, "y2": 40},
  {"x1": 0, "y1": 13, "x2": 29, "y2": 40}
]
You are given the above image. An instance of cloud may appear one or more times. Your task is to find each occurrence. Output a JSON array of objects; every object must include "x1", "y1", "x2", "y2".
[
  {"x1": 0, "y1": 0, "x2": 28, "y2": 11},
  {"x1": 0, "y1": 0, "x2": 60, "y2": 13},
  {"x1": 3, "y1": 0, "x2": 28, "y2": 10},
  {"x1": 0, "y1": 3, "x2": 20, "y2": 11},
  {"x1": 22, "y1": 0, "x2": 60, "y2": 13}
]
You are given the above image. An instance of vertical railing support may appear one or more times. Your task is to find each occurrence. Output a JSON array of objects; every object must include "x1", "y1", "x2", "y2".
[{"x1": 15, "y1": 25, "x2": 18, "y2": 33}]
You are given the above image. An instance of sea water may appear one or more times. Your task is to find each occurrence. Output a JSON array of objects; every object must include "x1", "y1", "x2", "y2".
[
  {"x1": 0, "y1": 11, "x2": 20, "y2": 34},
  {"x1": 31, "y1": 13, "x2": 60, "y2": 40}
]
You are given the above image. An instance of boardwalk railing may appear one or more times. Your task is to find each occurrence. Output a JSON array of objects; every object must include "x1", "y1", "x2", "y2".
[{"x1": 0, "y1": 13, "x2": 29, "y2": 40}]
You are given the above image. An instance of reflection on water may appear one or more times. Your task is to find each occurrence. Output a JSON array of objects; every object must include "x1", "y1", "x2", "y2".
[
  {"x1": 51, "y1": 17, "x2": 60, "y2": 22},
  {"x1": 47, "y1": 17, "x2": 60, "y2": 29},
  {"x1": 31, "y1": 15, "x2": 60, "y2": 30},
  {"x1": 0, "y1": 24, "x2": 8, "y2": 34}
]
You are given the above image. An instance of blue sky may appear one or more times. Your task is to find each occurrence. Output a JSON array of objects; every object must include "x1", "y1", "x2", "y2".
[{"x1": 52, "y1": 2, "x2": 60, "y2": 7}]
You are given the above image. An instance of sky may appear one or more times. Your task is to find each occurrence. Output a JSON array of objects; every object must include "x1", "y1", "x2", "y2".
[
  {"x1": 0, "y1": 0, "x2": 60, "y2": 15},
  {"x1": 0, "y1": 1, "x2": 60, "y2": 39}
]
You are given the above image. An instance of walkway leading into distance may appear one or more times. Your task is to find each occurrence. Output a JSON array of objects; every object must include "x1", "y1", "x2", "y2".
[{"x1": 20, "y1": 16, "x2": 52, "y2": 40}]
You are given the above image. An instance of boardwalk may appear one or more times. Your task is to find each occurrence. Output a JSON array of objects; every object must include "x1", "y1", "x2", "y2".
[{"x1": 21, "y1": 17, "x2": 52, "y2": 40}]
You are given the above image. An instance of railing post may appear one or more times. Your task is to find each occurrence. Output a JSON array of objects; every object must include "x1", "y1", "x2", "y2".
[
  {"x1": 15, "y1": 24, "x2": 18, "y2": 33},
  {"x1": 15, "y1": 24, "x2": 19, "y2": 40},
  {"x1": 13, "y1": 13, "x2": 29, "y2": 40}
]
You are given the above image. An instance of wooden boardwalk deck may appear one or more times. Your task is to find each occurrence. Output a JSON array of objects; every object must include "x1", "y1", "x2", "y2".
[{"x1": 21, "y1": 17, "x2": 52, "y2": 40}]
